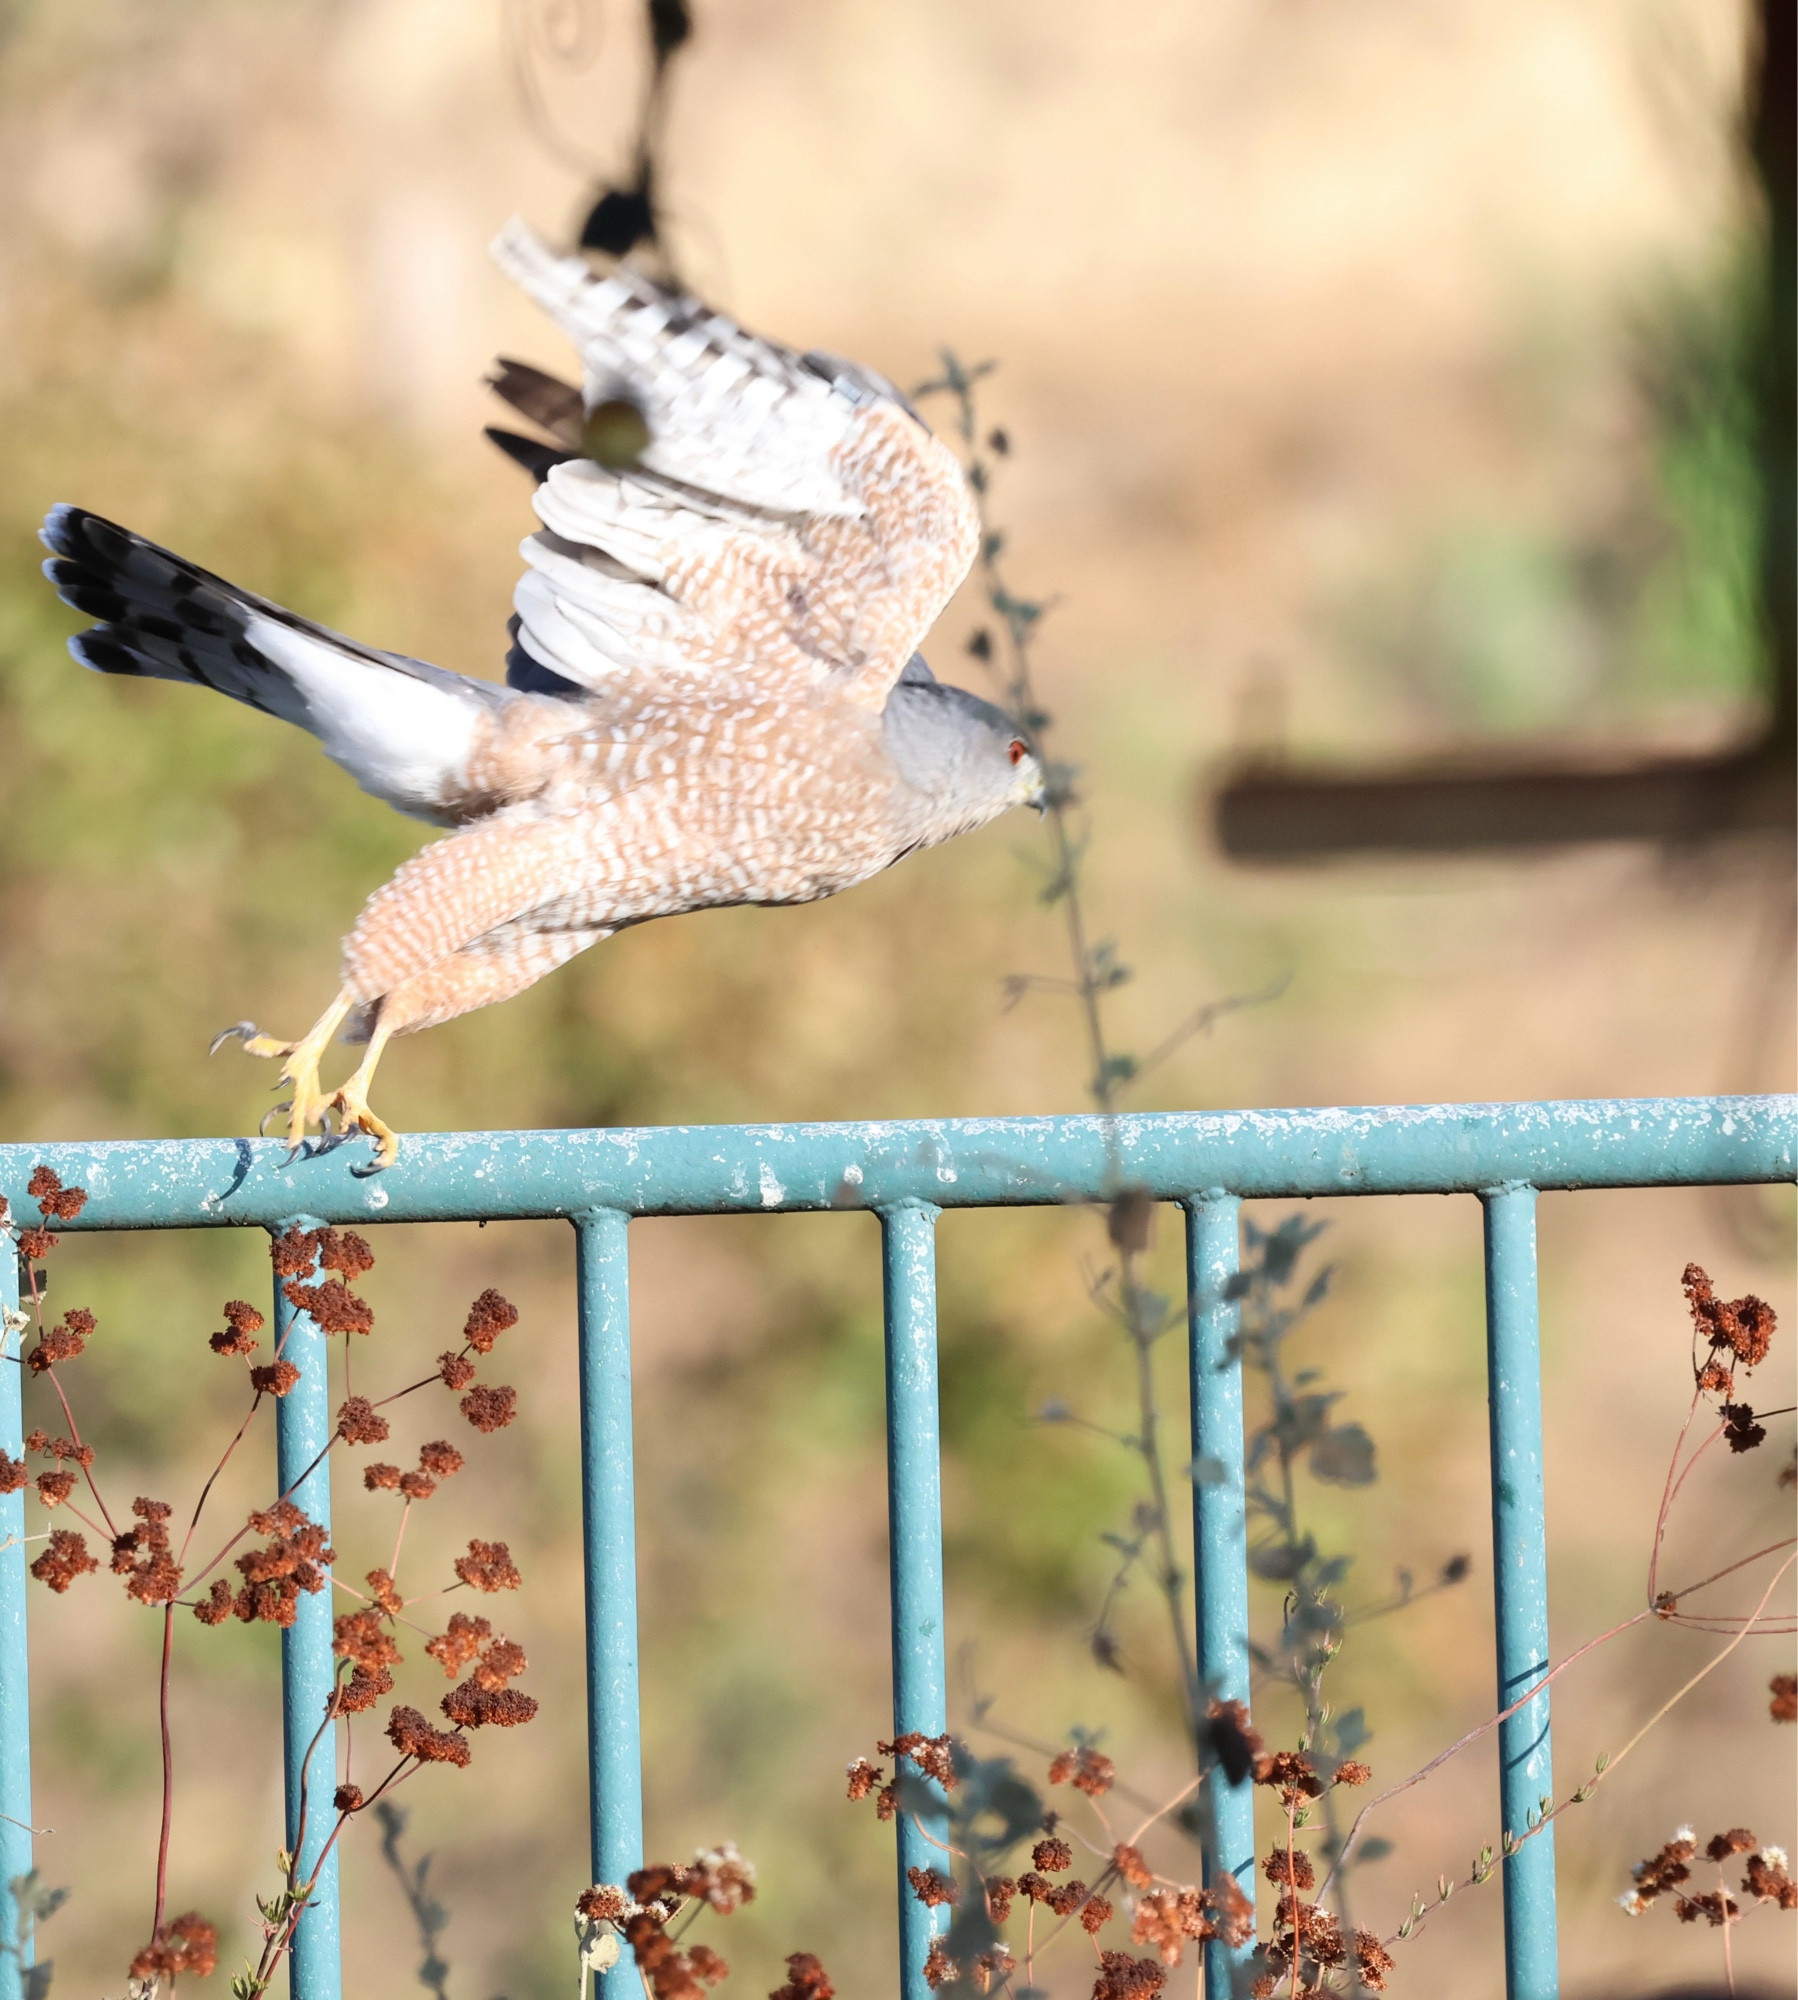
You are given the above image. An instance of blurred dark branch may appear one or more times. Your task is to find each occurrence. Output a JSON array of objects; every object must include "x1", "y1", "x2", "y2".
[
  {"x1": 1212, "y1": 0, "x2": 1794, "y2": 864},
  {"x1": 506, "y1": 0, "x2": 693, "y2": 273},
  {"x1": 1215, "y1": 743, "x2": 1792, "y2": 861},
  {"x1": 577, "y1": 0, "x2": 691, "y2": 268}
]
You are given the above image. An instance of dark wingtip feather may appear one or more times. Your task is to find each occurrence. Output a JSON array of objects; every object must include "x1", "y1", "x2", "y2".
[
  {"x1": 487, "y1": 358, "x2": 584, "y2": 446},
  {"x1": 70, "y1": 630, "x2": 151, "y2": 677},
  {"x1": 485, "y1": 426, "x2": 577, "y2": 483},
  {"x1": 40, "y1": 503, "x2": 95, "y2": 561}
]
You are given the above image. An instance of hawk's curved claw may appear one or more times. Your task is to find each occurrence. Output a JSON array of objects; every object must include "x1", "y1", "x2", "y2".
[
  {"x1": 210, "y1": 1021, "x2": 260, "y2": 1057},
  {"x1": 331, "y1": 1083, "x2": 399, "y2": 1174},
  {"x1": 227, "y1": 990, "x2": 356, "y2": 1156},
  {"x1": 259, "y1": 1100, "x2": 294, "y2": 1138}
]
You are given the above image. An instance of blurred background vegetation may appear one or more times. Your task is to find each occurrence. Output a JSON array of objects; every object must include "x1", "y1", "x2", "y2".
[{"x1": 0, "y1": 1, "x2": 1791, "y2": 1995}]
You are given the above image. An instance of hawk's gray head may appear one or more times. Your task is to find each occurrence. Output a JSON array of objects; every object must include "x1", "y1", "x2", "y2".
[{"x1": 881, "y1": 654, "x2": 1046, "y2": 832}]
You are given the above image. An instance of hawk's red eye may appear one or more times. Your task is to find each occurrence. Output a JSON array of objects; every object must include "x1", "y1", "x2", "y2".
[{"x1": 1008, "y1": 739, "x2": 1028, "y2": 766}]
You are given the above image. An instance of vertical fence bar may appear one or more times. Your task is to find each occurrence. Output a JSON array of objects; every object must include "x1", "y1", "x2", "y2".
[
  {"x1": 1183, "y1": 1194, "x2": 1256, "y2": 1993},
  {"x1": 272, "y1": 1228, "x2": 342, "y2": 2000},
  {"x1": 0, "y1": 1243, "x2": 28, "y2": 2000},
  {"x1": 880, "y1": 1204, "x2": 947, "y2": 2000},
  {"x1": 574, "y1": 1207, "x2": 643, "y2": 1990},
  {"x1": 1481, "y1": 1185, "x2": 1558, "y2": 2000}
]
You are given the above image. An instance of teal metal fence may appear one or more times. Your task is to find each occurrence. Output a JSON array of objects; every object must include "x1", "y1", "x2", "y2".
[{"x1": 0, "y1": 1095, "x2": 1791, "y2": 2000}]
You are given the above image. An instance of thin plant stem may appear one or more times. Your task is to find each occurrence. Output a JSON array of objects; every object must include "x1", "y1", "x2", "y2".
[
  {"x1": 151, "y1": 1601, "x2": 175, "y2": 1943},
  {"x1": 178, "y1": 1395, "x2": 265, "y2": 1567},
  {"x1": 389, "y1": 1497, "x2": 413, "y2": 1584},
  {"x1": 1654, "y1": 1423, "x2": 1727, "y2": 1583},
  {"x1": 1125, "y1": 1775, "x2": 1202, "y2": 1849},
  {"x1": 1327, "y1": 1510, "x2": 1798, "y2": 1899},
  {"x1": 39, "y1": 1366, "x2": 117, "y2": 1537},
  {"x1": 1319, "y1": 1606, "x2": 1654, "y2": 1897},
  {"x1": 1374, "y1": 1551, "x2": 1798, "y2": 1951},
  {"x1": 1647, "y1": 1384, "x2": 1704, "y2": 1603},
  {"x1": 1565, "y1": 1553, "x2": 1795, "y2": 1793},
  {"x1": 1285, "y1": 1795, "x2": 1300, "y2": 2000},
  {"x1": 1719, "y1": 1861, "x2": 1737, "y2": 1996},
  {"x1": 920, "y1": 360, "x2": 1210, "y2": 1751}
]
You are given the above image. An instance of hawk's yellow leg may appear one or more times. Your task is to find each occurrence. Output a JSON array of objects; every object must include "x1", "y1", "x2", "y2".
[
  {"x1": 238, "y1": 990, "x2": 355, "y2": 1153},
  {"x1": 329, "y1": 1014, "x2": 400, "y2": 1172}
]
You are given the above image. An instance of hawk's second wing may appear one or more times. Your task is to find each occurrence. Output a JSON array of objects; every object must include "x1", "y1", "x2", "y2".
[{"x1": 491, "y1": 221, "x2": 979, "y2": 713}]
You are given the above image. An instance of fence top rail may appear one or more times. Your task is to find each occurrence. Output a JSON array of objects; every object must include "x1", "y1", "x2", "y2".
[{"x1": 0, "y1": 1096, "x2": 1789, "y2": 1232}]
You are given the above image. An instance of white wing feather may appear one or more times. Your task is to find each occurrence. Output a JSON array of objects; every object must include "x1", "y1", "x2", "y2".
[
  {"x1": 491, "y1": 219, "x2": 860, "y2": 519},
  {"x1": 490, "y1": 220, "x2": 979, "y2": 710}
]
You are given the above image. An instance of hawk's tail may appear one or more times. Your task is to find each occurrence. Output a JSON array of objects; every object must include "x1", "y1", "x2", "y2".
[
  {"x1": 41, "y1": 507, "x2": 511, "y2": 825},
  {"x1": 42, "y1": 504, "x2": 312, "y2": 717}
]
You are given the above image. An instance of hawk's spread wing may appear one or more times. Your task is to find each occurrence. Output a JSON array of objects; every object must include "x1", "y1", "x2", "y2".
[{"x1": 490, "y1": 221, "x2": 979, "y2": 713}]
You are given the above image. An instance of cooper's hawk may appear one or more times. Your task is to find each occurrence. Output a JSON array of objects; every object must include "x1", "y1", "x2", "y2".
[{"x1": 40, "y1": 221, "x2": 1044, "y2": 1167}]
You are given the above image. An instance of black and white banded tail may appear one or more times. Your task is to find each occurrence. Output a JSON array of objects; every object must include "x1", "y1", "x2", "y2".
[{"x1": 41, "y1": 506, "x2": 517, "y2": 825}]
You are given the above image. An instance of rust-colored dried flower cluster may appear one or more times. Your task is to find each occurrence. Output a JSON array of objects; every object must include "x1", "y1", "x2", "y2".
[
  {"x1": 1048, "y1": 1744, "x2": 1116, "y2": 1797},
  {"x1": 572, "y1": 1848, "x2": 760, "y2": 2000},
  {"x1": 29, "y1": 1526, "x2": 98, "y2": 1593},
  {"x1": 1683, "y1": 1264, "x2": 1778, "y2": 1453},
  {"x1": 454, "y1": 1537, "x2": 522, "y2": 1592},
  {"x1": 1195, "y1": 1717, "x2": 1392, "y2": 1998},
  {"x1": 112, "y1": 1496, "x2": 182, "y2": 1606},
  {"x1": 273, "y1": 1225, "x2": 378, "y2": 1337},
  {"x1": 1248, "y1": 1863, "x2": 1393, "y2": 1999},
  {"x1": 768, "y1": 1952, "x2": 834, "y2": 2000},
  {"x1": 232, "y1": 1499, "x2": 334, "y2": 1627},
  {"x1": 441, "y1": 1626, "x2": 537, "y2": 1731},
  {"x1": 1621, "y1": 1825, "x2": 1796, "y2": 1926},
  {"x1": 847, "y1": 1733, "x2": 1255, "y2": 1998},
  {"x1": 128, "y1": 1910, "x2": 219, "y2": 1982},
  {"x1": 210, "y1": 1299, "x2": 264, "y2": 1358},
  {"x1": 27, "y1": 1306, "x2": 94, "y2": 1375},
  {"x1": 13, "y1": 1165, "x2": 87, "y2": 1264},
  {"x1": 386, "y1": 1704, "x2": 472, "y2": 1769},
  {"x1": 5, "y1": 1172, "x2": 544, "y2": 1998},
  {"x1": 842, "y1": 1731, "x2": 959, "y2": 1822}
]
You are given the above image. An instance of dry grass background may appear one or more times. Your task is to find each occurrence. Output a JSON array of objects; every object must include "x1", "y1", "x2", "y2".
[{"x1": 0, "y1": 0, "x2": 1792, "y2": 1995}]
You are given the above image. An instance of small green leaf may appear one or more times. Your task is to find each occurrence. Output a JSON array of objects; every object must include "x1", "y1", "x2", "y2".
[
  {"x1": 1332, "y1": 1707, "x2": 1369, "y2": 1754},
  {"x1": 1308, "y1": 1423, "x2": 1377, "y2": 1487}
]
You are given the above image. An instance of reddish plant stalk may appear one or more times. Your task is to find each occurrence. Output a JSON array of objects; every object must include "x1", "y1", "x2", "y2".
[
  {"x1": 178, "y1": 1394, "x2": 266, "y2": 1567},
  {"x1": 152, "y1": 1601, "x2": 175, "y2": 1942},
  {"x1": 1286, "y1": 1795, "x2": 1301, "y2": 2000},
  {"x1": 1647, "y1": 1384, "x2": 1704, "y2": 1604},
  {"x1": 41, "y1": 1366, "x2": 118, "y2": 1538}
]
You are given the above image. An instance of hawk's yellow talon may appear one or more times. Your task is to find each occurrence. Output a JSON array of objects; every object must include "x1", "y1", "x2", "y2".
[
  {"x1": 225, "y1": 991, "x2": 357, "y2": 1155},
  {"x1": 331, "y1": 1086, "x2": 399, "y2": 1171},
  {"x1": 329, "y1": 1012, "x2": 399, "y2": 1170},
  {"x1": 241, "y1": 1032, "x2": 298, "y2": 1061}
]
